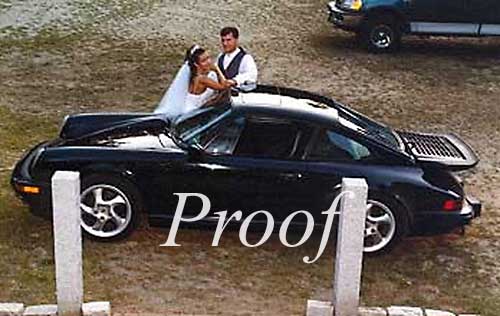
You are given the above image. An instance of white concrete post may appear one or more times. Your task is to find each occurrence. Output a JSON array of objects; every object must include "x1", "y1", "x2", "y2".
[
  {"x1": 52, "y1": 171, "x2": 83, "y2": 316},
  {"x1": 332, "y1": 178, "x2": 368, "y2": 316}
]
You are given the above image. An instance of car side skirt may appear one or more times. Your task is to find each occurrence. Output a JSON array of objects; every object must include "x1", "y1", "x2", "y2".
[
  {"x1": 410, "y1": 22, "x2": 500, "y2": 36},
  {"x1": 410, "y1": 22, "x2": 479, "y2": 35},
  {"x1": 480, "y1": 24, "x2": 500, "y2": 35}
]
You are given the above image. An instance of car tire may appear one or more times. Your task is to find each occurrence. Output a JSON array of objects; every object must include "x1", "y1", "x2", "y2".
[
  {"x1": 361, "y1": 15, "x2": 401, "y2": 53},
  {"x1": 363, "y1": 195, "x2": 409, "y2": 255},
  {"x1": 80, "y1": 174, "x2": 142, "y2": 241}
]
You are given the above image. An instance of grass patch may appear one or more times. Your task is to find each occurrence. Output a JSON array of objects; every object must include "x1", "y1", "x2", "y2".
[
  {"x1": 0, "y1": 105, "x2": 123, "y2": 304},
  {"x1": 0, "y1": 105, "x2": 59, "y2": 304},
  {"x1": 361, "y1": 243, "x2": 498, "y2": 315},
  {"x1": 0, "y1": 106, "x2": 59, "y2": 168},
  {"x1": 0, "y1": 0, "x2": 163, "y2": 41}
]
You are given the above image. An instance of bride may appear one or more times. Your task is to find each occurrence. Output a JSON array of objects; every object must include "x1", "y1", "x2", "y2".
[{"x1": 154, "y1": 45, "x2": 235, "y2": 116}]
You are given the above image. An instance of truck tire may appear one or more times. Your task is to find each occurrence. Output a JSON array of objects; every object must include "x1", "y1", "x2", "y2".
[{"x1": 362, "y1": 15, "x2": 401, "y2": 53}]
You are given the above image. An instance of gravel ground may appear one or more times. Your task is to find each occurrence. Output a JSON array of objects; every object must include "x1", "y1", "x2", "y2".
[{"x1": 1, "y1": 0, "x2": 500, "y2": 315}]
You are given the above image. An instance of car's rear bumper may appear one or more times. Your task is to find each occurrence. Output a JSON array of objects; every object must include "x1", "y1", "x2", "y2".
[
  {"x1": 327, "y1": 1, "x2": 363, "y2": 32},
  {"x1": 412, "y1": 195, "x2": 481, "y2": 235}
]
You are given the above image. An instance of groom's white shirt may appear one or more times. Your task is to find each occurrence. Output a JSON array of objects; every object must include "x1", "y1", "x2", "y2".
[{"x1": 219, "y1": 47, "x2": 258, "y2": 86}]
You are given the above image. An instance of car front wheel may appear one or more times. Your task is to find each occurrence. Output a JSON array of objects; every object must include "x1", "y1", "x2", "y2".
[
  {"x1": 80, "y1": 174, "x2": 141, "y2": 241},
  {"x1": 362, "y1": 16, "x2": 401, "y2": 53}
]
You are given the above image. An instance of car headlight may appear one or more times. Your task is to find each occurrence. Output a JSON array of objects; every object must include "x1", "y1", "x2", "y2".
[{"x1": 340, "y1": 0, "x2": 363, "y2": 11}]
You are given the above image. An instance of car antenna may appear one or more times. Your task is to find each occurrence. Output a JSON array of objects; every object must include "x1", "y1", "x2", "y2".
[{"x1": 277, "y1": 86, "x2": 282, "y2": 106}]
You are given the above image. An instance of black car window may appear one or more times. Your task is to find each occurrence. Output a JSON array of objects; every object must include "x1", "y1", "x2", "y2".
[
  {"x1": 308, "y1": 129, "x2": 371, "y2": 162},
  {"x1": 193, "y1": 116, "x2": 245, "y2": 155},
  {"x1": 233, "y1": 119, "x2": 300, "y2": 159}
]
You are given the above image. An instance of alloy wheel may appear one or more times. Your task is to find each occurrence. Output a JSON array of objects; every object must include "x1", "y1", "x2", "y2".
[
  {"x1": 370, "y1": 25, "x2": 394, "y2": 49},
  {"x1": 80, "y1": 184, "x2": 132, "y2": 238},
  {"x1": 363, "y1": 199, "x2": 397, "y2": 253}
]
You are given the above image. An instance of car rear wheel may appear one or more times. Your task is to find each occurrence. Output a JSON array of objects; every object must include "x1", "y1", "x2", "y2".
[
  {"x1": 80, "y1": 174, "x2": 141, "y2": 241},
  {"x1": 362, "y1": 16, "x2": 401, "y2": 53},
  {"x1": 363, "y1": 197, "x2": 408, "y2": 255}
]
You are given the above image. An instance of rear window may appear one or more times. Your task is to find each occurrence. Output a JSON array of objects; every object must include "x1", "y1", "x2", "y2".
[{"x1": 337, "y1": 110, "x2": 401, "y2": 151}]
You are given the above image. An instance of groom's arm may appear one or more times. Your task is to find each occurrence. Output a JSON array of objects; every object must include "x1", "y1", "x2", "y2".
[{"x1": 233, "y1": 54, "x2": 258, "y2": 87}]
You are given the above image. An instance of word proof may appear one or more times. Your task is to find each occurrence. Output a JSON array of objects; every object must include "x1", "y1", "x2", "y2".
[{"x1": 160, "y1": 192, "x2": 350, "y2": 264}]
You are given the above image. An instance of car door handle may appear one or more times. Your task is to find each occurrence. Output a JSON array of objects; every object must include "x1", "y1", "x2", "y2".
[{"x1": 281, "y1": 173, "x2": 303, "y2": 180}]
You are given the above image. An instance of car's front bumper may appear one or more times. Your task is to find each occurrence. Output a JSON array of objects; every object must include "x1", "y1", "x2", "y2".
[
  {"x1": 11, "y1": 142, "x2": 52, "y2": 218},
  {"x1": 327, "y1": 1, "x2": 364, "y2": 32},
  {"x1": 413, "y1": 195, "x2": 481, "y2": 235}
]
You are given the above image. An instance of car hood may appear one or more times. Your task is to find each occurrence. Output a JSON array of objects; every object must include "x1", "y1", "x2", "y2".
[{"x1": 59, "y1": 113, "x2": 170, "y2": 141}]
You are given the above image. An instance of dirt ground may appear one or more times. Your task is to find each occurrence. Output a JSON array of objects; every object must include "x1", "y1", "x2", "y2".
[{"x1": 1, "y1": 0, "x2": 500, "y2": 315}]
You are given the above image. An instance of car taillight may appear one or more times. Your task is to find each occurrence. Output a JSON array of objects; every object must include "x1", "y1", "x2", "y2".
[{"x1": 443, "y1": 199, "x2": 462, "y2": 212}]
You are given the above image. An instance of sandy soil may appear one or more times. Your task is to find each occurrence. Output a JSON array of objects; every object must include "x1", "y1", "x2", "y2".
[{"x1": 1, "y1": 0, "x2": 500, "y2": 315}]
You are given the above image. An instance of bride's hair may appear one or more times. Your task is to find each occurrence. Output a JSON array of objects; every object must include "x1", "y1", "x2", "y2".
[{"x1": 185, "y1": 45, "x2": 205, "y2": 84}]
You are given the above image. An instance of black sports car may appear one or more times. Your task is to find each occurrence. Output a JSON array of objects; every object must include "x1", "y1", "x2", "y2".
[{"x1": 11, "y1": 85, "x2": 481, "y2": 254}]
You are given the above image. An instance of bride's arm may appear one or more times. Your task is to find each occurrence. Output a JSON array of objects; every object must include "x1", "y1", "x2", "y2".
[
  {"x1": 200, "y1": 65, "x2": 235, "y2": 91},
  {"x1": 210, "y1": 64, "x2": 227, "y2": 83},
  {"x1": 199, "y1": 76, "x2": 233, "y2": 91}
]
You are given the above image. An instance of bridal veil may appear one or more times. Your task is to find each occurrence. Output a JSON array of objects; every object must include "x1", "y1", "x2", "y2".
[{"x1": 154, "y1": 62, "x2": 190, "y2": 116}]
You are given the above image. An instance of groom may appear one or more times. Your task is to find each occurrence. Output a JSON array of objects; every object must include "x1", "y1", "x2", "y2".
[{"x1": 217, "y1": 26, "x2": 258, "y2": 87}]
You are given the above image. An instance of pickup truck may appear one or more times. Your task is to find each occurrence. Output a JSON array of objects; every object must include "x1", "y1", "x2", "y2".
[{"x1": 327, "y1": 0, "x2": 500, "y2": 52}]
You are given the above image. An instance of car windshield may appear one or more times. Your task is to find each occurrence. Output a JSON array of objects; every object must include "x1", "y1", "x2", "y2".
[{"x1": 172, "y1": 105, "x2": 232, "y2": 143}]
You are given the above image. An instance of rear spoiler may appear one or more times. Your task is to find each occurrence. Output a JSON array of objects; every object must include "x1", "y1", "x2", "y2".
[
  {"x1": 398, "y1": 131, "x2": 479, "y2": 171},
  {"x1": 59, "y1": 113, "x2": 169, "y2": 141}
]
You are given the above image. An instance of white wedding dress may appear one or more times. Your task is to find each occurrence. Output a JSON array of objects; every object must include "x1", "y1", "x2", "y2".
[
  {"x1": 184, "y1": 89, "x2": 214, "y2": 113},
  {"x1": 154, "y1": 63, "x2": 215, "y2": 117}
]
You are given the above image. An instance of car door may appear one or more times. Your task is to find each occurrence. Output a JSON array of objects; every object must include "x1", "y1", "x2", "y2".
[
  {"x1": 469, "y1": 0, "x2": 500, "y2": 34},
  {"x1": 409, "y1": 0, "x2": 438, "y2": 22},
  {"x1": 164, "y1": 112, "x2": 315, "y2": 223},
  {"x1": 146, "y1": 113, "x2": 248, "y2": 219},
  {"x1": 227, "y1": 116, "x2": 315, "y2": 221},
  {"x1": 409, "y1": 0, "x2": 478, "y2": 34},
  {"x1": 172, "y1": 114, "x2": 253, "y2": 217},
  {"x1": 435, "y1": 0, "x2": 469, "y2": 23}
]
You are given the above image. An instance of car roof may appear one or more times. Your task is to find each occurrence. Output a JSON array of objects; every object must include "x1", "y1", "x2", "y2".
[{"x1": 231, "y1": 92, "x2": 341, "y2": 125}]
